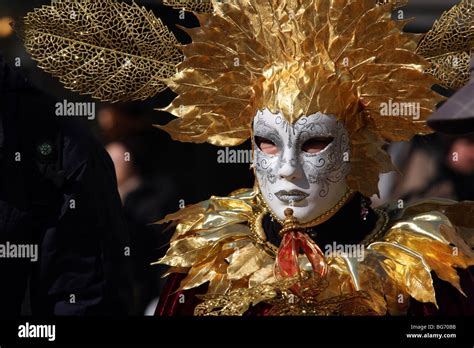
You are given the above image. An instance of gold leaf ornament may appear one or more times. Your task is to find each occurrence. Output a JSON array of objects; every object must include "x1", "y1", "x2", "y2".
[
  {"x1": 416, "y1": 0, "x2": 474, "y2": 89},
  {"x1": 23, "y1": 0, "x2": 183, "y2": 102},
  {"x1": 195, "y1": 272, "x2": 379, "y2": 316}
]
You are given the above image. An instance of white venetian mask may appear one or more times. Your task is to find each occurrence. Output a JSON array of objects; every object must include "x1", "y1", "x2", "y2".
[{"x1": 252, "y1": 109, "x2": 351, "y2": 223}]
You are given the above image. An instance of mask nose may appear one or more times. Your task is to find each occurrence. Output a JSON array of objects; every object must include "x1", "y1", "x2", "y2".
[{"x1": 277, "y1": 149, "x2": 302, "y2": 181}]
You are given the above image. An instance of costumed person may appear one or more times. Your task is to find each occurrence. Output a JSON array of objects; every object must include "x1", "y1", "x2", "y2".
[{"x1": 20, "y1": 0, "x2": 474, "y2": 315}]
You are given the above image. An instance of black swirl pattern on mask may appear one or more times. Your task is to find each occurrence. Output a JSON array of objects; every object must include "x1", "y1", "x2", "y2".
[
  {"x1": 267, "y1": 168, "x2": 277, "y2": 184},
  {"x1": 300, "y1": 121, "x2": 350, "y2": 197},
  {"x1": 260, "y1": 158, "x2": 272, "y2": 170}
]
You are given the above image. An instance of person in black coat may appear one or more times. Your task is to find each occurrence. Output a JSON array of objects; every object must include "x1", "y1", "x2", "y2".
[{"x1": 0, "y1": 53, "x2": 133, "y2": 315}]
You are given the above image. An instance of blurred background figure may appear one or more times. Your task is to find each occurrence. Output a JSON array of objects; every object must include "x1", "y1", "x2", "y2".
[
  {"x1": 378, "y1": 51, "x2": 474, "y2": 206},
  {"x1": 100, "y1": 103, "x2": 183, "y2": 315},
  {"x1": 380, "y1": 134, "x2": 474, "y2": 206},
  {"x1": 98, "y1": 104, "x2": 151, "y2": 144}
]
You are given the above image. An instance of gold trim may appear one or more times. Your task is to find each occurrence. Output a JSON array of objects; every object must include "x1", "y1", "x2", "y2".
[
  {"x1": 362, "y1": 209, "x2": 390, "y2": 246},
  {"x1": 279, "y1": 208, "x2": 305, "y2": 237},
  {"x1": 249, "y1": 210, "x2": 278, "y2": 257}
]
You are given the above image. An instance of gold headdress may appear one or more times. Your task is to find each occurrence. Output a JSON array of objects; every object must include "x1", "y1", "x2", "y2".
[
  {"x1": 23, "y1": 0, "x2": 473, "y2": 197},
  {"x1": 158, "y1": 0, "x2": 444, "y2": 197}
]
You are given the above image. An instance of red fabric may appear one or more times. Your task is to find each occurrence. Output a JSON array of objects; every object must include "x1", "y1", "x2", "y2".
[
  {"x1": 155, "y1": 272, "x2": 273, "y2": 316},
  {"x1": 155, "y1": 273, "x2": 207, "y2": 316},
  {"x1": 274, "y1": 231, "x2": 327, "y2": 280}
]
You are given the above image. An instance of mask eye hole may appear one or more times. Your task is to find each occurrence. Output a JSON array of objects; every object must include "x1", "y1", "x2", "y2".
[
  {"x1": 255, "y1": 136, "x2": 279, "y2": 155},
  {"x1": 302, "y1": 137, "x2": 333, "y2": 154}
]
